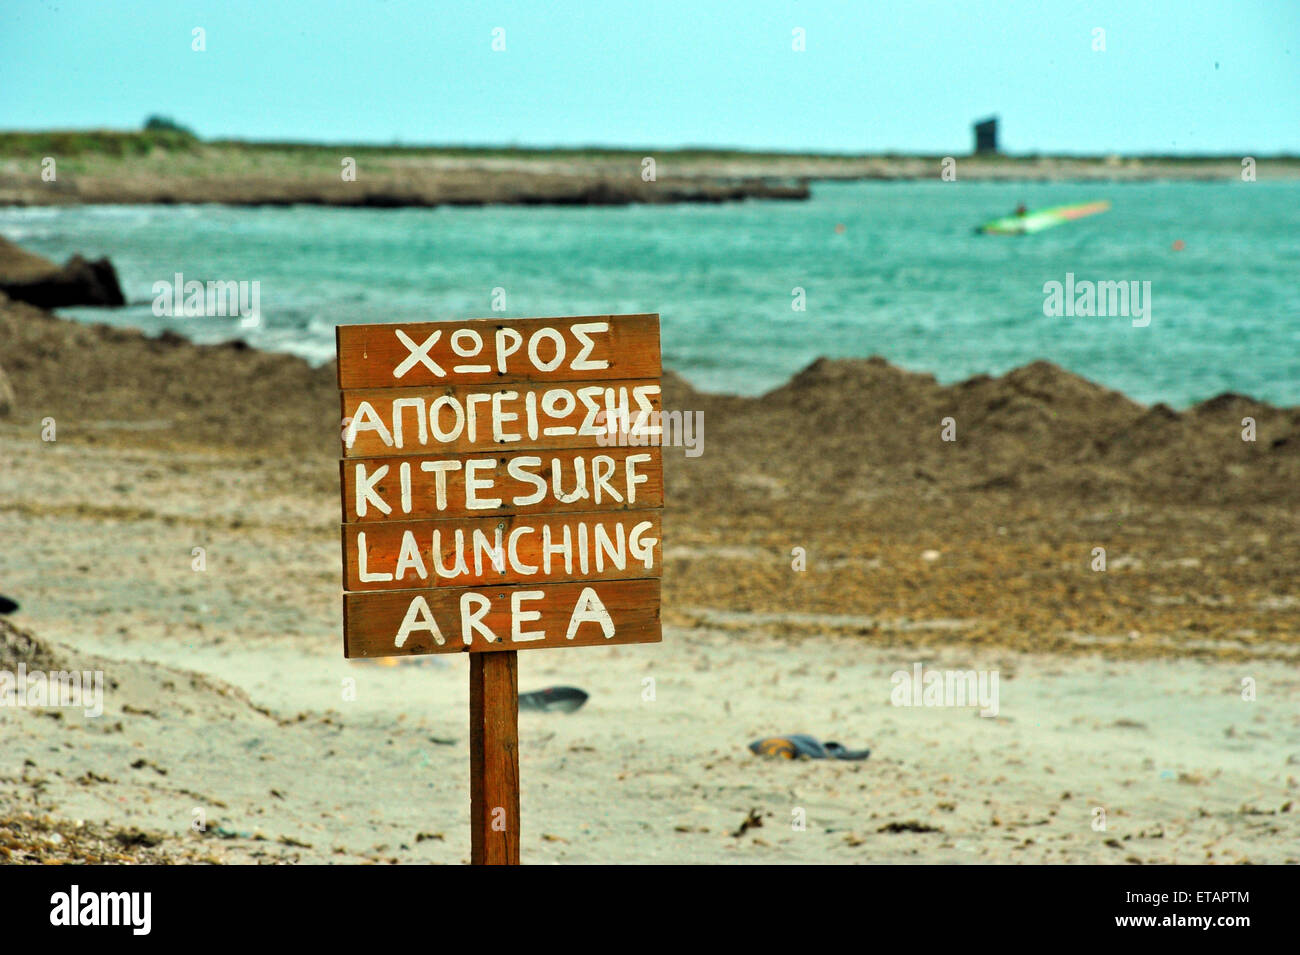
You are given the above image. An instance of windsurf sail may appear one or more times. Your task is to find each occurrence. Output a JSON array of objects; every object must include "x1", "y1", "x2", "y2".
[{"x1": 978, "y1": 200, "x2": 1111, "y2": 235}]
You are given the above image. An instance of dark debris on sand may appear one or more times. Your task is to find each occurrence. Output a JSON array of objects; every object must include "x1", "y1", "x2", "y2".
[{"x1": 0, "y1": 812, "x2": 221, "y2": 864}]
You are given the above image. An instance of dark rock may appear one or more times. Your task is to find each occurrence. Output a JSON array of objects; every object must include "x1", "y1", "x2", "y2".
[{"x1": 0, "y1": 236, "x2": 126, "y2": 308}]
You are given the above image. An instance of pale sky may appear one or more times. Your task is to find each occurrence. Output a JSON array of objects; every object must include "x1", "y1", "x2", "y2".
[{"x1": 1, "y1": 0, "x2": 1296, "y2": 153}]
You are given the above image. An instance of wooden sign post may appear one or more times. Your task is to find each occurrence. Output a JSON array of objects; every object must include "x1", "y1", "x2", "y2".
[{"x1": 336, "y1": 314, "x2": 664, "y2": 865}]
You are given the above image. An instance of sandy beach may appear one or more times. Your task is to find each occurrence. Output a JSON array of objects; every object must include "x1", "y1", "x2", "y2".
[{"x1": 1, "y1": 294, "x2": 1297, "y2": 863}]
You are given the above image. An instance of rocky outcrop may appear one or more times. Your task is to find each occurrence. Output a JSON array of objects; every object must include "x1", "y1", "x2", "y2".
[
  {"x1": 0, "y1": 236, "x2": 125, "y2": 308},
  {"x1": 0, "y1": 167, "x2": 811, "y2": 209}
]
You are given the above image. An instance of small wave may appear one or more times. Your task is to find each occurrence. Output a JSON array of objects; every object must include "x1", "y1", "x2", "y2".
[
  {"x1": 0, "y1": 227, "x2": 56, "y2": 242},
  {"x1": 0, "y1": 207, "x2": 63, "y2": 222}
]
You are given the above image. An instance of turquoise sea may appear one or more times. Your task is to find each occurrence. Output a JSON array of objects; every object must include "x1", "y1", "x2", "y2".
[{"x1": 3, "y1": 180, "x2": 1297, "y2": 405}]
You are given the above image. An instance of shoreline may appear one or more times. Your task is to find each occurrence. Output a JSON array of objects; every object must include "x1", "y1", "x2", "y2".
[
  {"x1": 4, "y1": 293, "x2": 1299, "y2": 416},
  {"x1": 8, "y1": 294, "x2": 1300, "y2": 414},
  {"x1": 3, "y1": 138, "x2": 1297, "y2": 208},
  {"x1": 3, "y1": 294, "x2": 1298, "y2": 661},
  {"x1": 0, "y1": 176, "x2": 811, "y2": 209}
]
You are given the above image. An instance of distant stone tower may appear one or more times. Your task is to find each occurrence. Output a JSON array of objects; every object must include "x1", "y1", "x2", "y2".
[{"x1": 973, "y1": 117, "x2": 999, "y2": 154}]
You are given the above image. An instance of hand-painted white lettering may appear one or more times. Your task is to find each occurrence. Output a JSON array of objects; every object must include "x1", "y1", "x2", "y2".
[{"x1": 393, "y1": 329, "x2": 444, "y2": 378}]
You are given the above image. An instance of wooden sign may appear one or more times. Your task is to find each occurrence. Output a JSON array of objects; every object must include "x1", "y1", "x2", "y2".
[
  {"x1": 336, "y1": 314, "x2": 661, "y2": 389},
  {"x1": 340, "y1": 447, "x2": 664, "y2": 522},
  {"x1": 335, "y1": 314, "x2": 664, "y2": 865},
  {"x1": 339, "y1": 379, "x2": 663, "y2": 458}
]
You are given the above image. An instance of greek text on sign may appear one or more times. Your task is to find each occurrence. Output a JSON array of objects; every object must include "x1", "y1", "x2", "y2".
[
  {"x1": 336, "y1": 314, "x2": 660, "y2": 388},
  {"x1": 340, "y1": 379, "x2": 662, "y2": 457},
  {"x1": 336, "y1": 315, "x2": 664, "y2": 657}
]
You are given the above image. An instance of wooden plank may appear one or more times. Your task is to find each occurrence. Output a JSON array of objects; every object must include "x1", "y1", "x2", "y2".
[
  {"x1": 470, "y1": 651, "x2": 519, "y2": 865},
  {"x1": 340, "y1": 377, "x2": 662, "y2": 458},
  {"x1": 335, "y1": 313, "x2": 664, "y2": 867},
  {"x1": 343, "y1": 578, "x2": 662, "y2": 658},
  {"x1": 337, "y1": 314, "x2": 661, "y2": 390},
  {"x1": 340, "y1": 447, "x2": 663, "y2": 523},
  {"x1": 343, "y1": 510, "x2": 663, "y2": 591}
]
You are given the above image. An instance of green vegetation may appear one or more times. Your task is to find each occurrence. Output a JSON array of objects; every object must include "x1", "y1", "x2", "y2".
[
  {"x1": 143, "y1": 115, "x2": 198, "y2": 138},
  {"x1": 0, "y1": 127, "x2": 199, "y2": 158}
]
